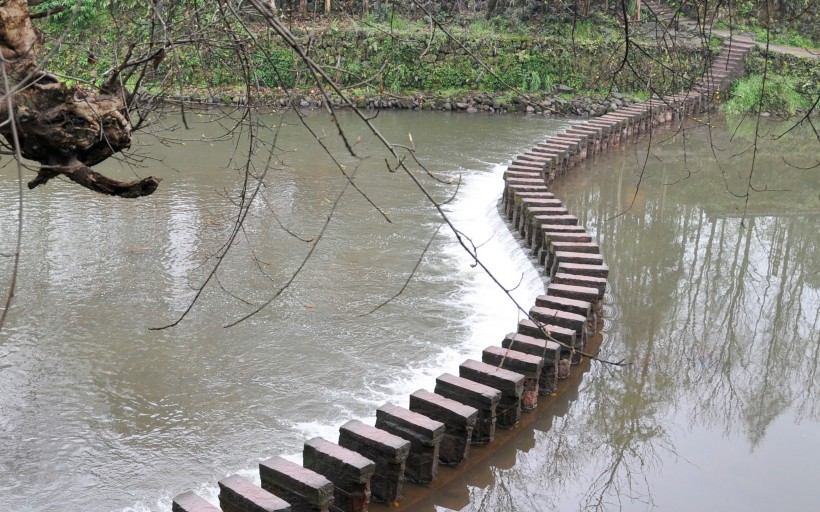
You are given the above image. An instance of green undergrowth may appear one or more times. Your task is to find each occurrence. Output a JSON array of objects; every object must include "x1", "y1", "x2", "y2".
[
  {"x1": 731, "y1": 47, "x2": 820, "y2": 116},
  {"x1": 258, "y1": 16, "x2": 700, "y2": 97},
  {"x1": 40, "y1": 3, "x2": 702, "y2": 98},
  {"x1": 667, "y1": 0, "x2": 819, "y2": 47},
  {"x1": 714, "y1": 21, "x2": 819, "y2": 50},
  {"x1": 725, "y1": 74, "x2": 812, "y2": 116},
  {"x1": 39, "y1": 5, "x2": 813, "y2": 110}
]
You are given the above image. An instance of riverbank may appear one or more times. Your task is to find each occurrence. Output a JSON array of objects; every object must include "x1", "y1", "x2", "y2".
[
  {"x1": 165, "y1": 85, "x2": 645, "y2": 117},
  {"x1": 45, "y1": 4, "x2": 817, "y2": 119},
  {"x1": 155, "y1": 19, "x2": 815, "y2": 119}
]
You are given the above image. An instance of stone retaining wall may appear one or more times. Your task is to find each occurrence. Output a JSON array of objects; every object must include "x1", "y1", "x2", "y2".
[{"x1": 171, "y1": 36, "x2": 754, "y2": 512}]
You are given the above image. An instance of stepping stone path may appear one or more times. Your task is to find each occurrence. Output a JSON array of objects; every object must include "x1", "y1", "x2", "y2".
[{"x1": 171, "y1": 21, "x2": 758, "y2": 512}]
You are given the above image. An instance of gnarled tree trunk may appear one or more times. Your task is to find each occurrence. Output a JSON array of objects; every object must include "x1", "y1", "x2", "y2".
[{"x1": 0, "y1": 0, "x2": 158, "y2": 197}]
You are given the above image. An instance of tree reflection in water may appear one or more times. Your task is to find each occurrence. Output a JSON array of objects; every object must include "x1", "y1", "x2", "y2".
[{"x1": 456, "y1": 117, "x2": 819, "y2": 511}]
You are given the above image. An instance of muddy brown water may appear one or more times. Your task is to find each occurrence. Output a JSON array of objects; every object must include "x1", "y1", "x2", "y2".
[{"x1": 1, "y1": 111, "x2": 817, "y2": 511}]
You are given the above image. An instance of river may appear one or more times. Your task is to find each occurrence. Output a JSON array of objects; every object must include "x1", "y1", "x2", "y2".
[
  {"x1": 0, "y1": 110, "x2": 818, "y2": 511},
  {"x1": 439, "y1": 114, "x2": 820, "y2": 511},
  {"x1": 0, "y1": 110, "x2": 564, "y2": 511}
]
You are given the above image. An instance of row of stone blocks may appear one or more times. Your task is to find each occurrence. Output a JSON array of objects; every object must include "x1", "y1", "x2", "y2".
[
  {"x1": 169, "y1": 111, "x2": 625, "y2": 512},
  {"x1": 503, "y1": 37, "x2": 755, "y2": 277},
  {"x1": 171, "y1": 333, "x2": 578, "y2": 512},
  {"x1": 497, "y1": 36, "x2": 755, "y2": 364},
  {"x1": 169, "y1": 35, "x2": 753, "y2": 512},
  {"x1": 169, "y1": 252, "x2": 601, "y2": 510},
  {"x1": 497, "y1": 33, "x2": 756, "y2": 418},
  {"x1": 504, "y1": 38, "x2": 754, "y2": 198}
]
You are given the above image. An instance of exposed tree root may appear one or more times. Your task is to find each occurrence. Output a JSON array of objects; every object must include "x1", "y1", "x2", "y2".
[
  {"x1": 28, "y1": 163, "x2": 160, "y2": 198},
  {"x1": 0, "y1": 0, "x2": 157, "y2": 198}
]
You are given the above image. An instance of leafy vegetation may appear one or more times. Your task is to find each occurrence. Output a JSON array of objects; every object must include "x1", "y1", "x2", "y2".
[
  {"x1": 725, "y1": 74, "x2": 811, "y2": 115},
  {"x1": 34, "y1": 1, "x2": 817, "y2": 115},
  {"x1": 714, "y1": 21, "x2": 819, "y2": 50},
  {"x1": 672, "y1": 0, "x2": 819, "y2": 46},
  {"x1": 39, "y1": 0, "x2": 115, "y2": 26}
]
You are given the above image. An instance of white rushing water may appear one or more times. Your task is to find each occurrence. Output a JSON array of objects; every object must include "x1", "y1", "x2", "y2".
[{"x1": 154, "y1": 156, "x2": 549, "y2": 512}]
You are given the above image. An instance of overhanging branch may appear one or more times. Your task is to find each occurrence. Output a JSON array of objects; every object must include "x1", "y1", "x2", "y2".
[{"x1": 28, "y1": 163, "x2": 160, "y2": 198}]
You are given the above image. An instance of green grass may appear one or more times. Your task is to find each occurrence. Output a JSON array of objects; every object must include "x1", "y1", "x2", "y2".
[
  {"x1": 631, "y1": 89, "x2": 652, "y2": 102},
  {"x1": 770, "y1": 31, "x2": 818, "y2": 49},
  {"x1": 725, "y1": 74, "x2": 811, "y2": 116},
  {"x1": 467, "y1": 18, "x2": 497, "y2": 38},
  {"x1": 714, "y1": 21, "x2": 819, "y2": 50}
]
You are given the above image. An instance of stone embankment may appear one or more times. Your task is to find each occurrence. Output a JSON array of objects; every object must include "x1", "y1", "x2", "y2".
[
  {"x1": 176, "y1": 87, "x2": 642, "y2": 117},
  {"x1": 170, "y1": 36, "x2": 754, "y2": 512},
  {"x1": 283, "y1": 88, "x2": 641, "y2": 116}
]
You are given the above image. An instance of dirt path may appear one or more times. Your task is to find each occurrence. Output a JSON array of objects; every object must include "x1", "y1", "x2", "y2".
[
  {"x1": 642, "y1": 1, "x2": 819, "y2": 59},
  {"x1": 726, "y1": 36, "x2": 820, "y2": 59}
]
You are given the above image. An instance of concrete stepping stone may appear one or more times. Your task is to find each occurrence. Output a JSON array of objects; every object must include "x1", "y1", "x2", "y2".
[
  {"x1": 219, "y1": 475, "x2": 291, "y2": 512},
  {"x1": 459, "y1": 359, "x2": 525, "y2": 429},
  {"x1": 517, "y1": 318, "x2": 577, "y2": 347},
  {"x1": 172, "y1": 491, "x2": 222, "y2": 512},
  {"x1": 259, "y1": 457, "x2": 334, "y2": 512},
  {"x1": 434, "y1": 373, "x2": 501, "y2": 445},
  {"x1": 409, "y1": 389, "x2": 478, "y2": 466},
  {"x1": 552, "y1": 272, "x2": 607, "y2": 298},
  {"x1": 556, "y1": 261, "x2": 610, "y2": 279},
  {"x1": 481, "y1": 346, "x2": 544, "y2": 410},
  {"x1": 303, "y1": 437, "x2": 375, "y2": 512},
  {"x1": 501, "y1": 332, "x2": 561, "y2": 393},
  {"x1": 375, "y1": 403, "x2": 445, "y2": 484},
  {"x1": 338, "y1": 420, "x2": 410, "y2": 504},
  {"x1": 535, "y1": 294, "x2": 592, "y2": 320}
]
